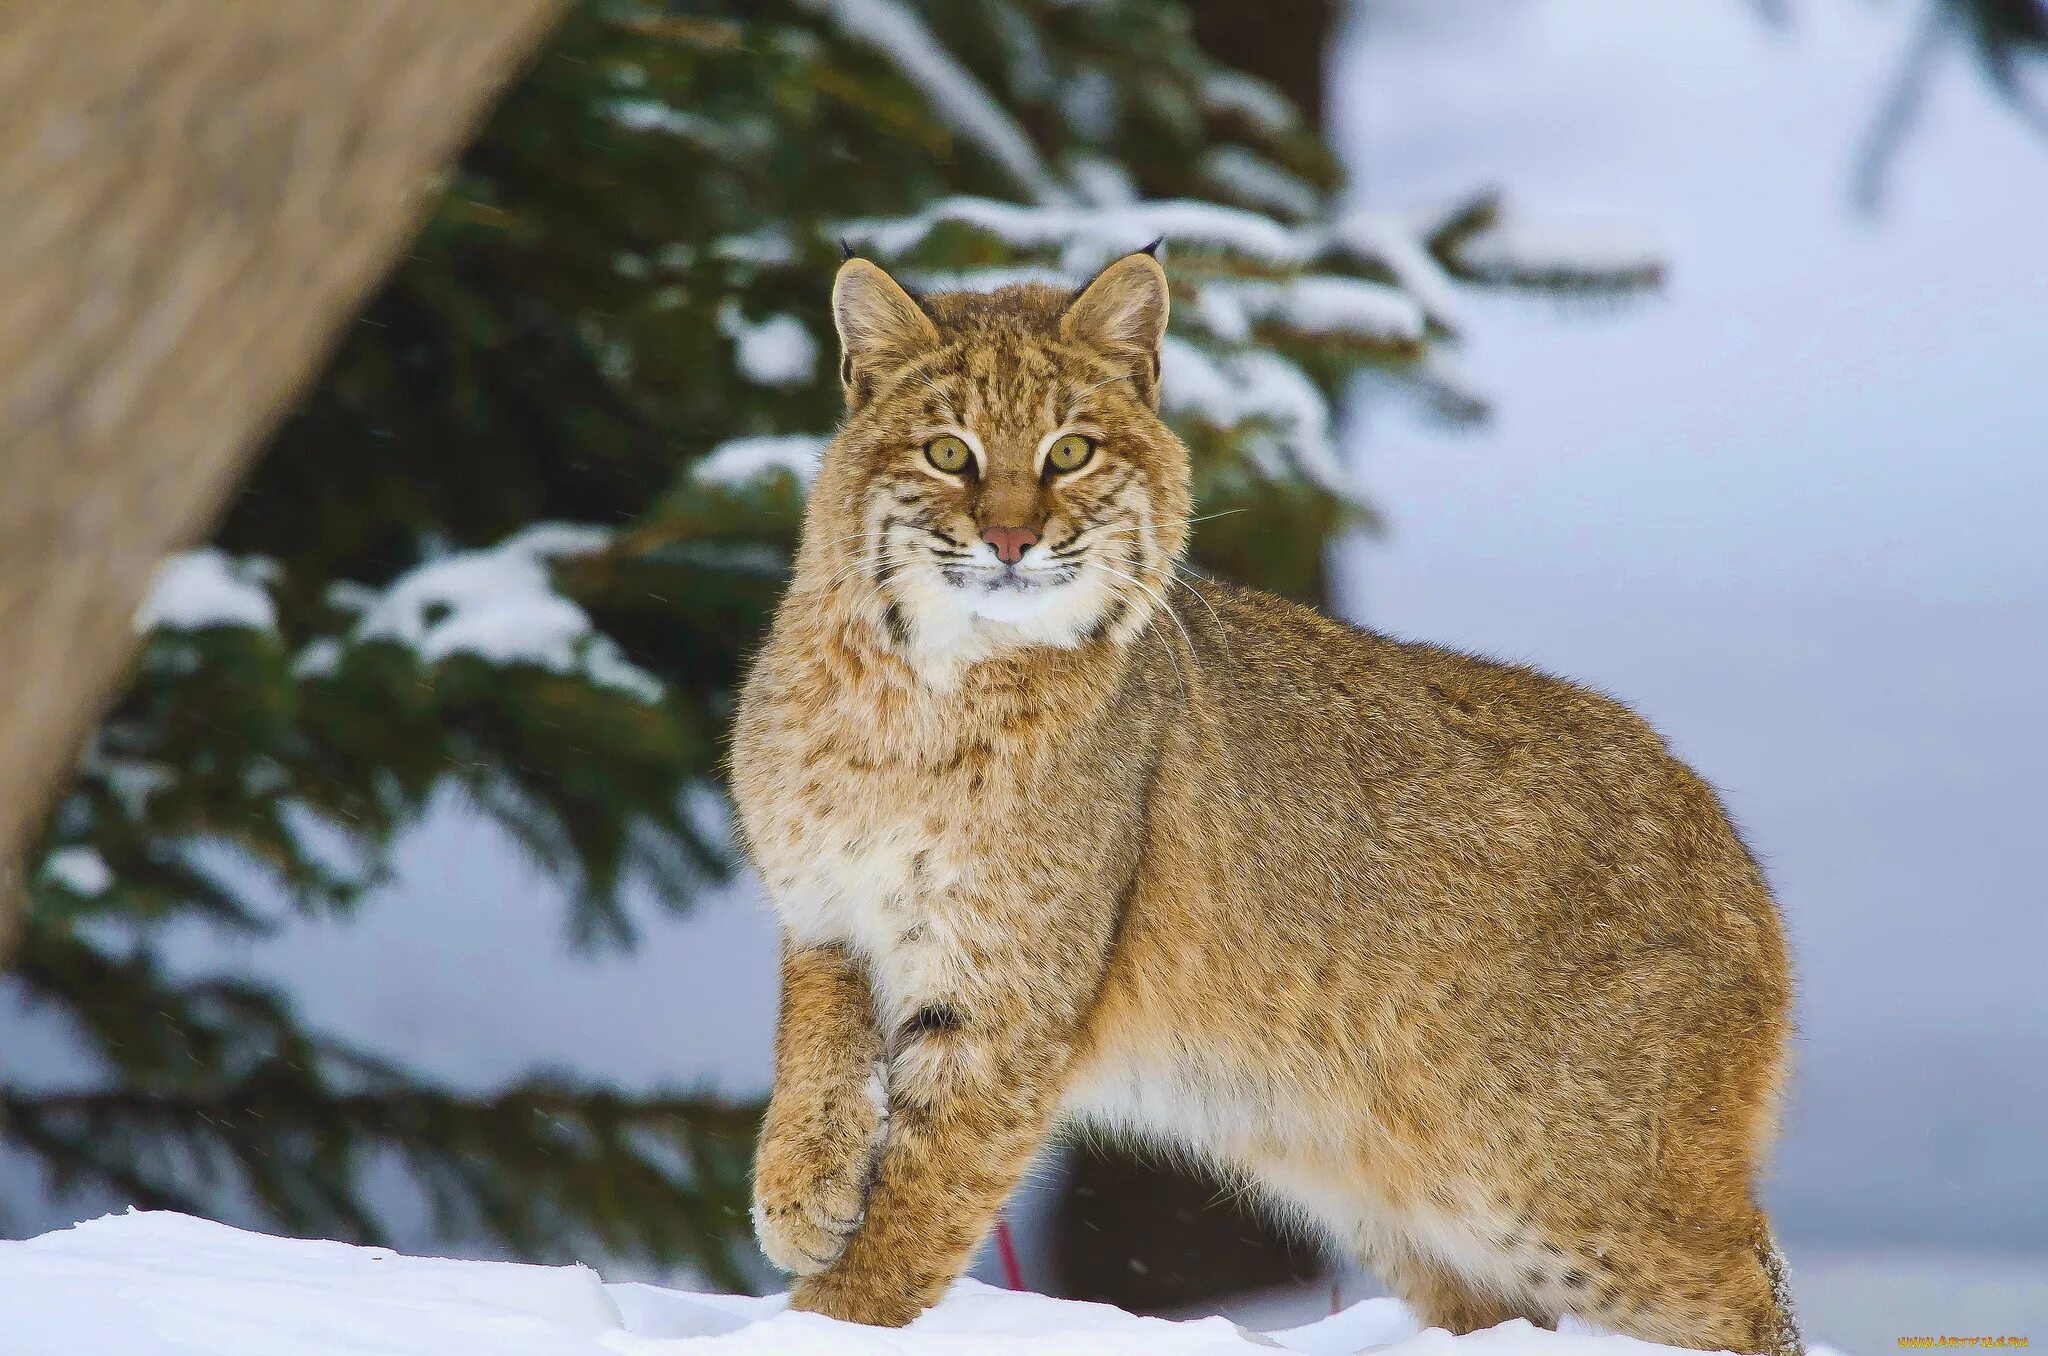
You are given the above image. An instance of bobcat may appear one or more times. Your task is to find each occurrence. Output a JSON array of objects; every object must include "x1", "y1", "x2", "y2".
[{"x1": 730, "y1": 251, "x2": 1800, "y2": 1355}]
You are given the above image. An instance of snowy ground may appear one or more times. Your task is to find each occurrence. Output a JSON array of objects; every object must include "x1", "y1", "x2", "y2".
[{"x1": 3, "y1": 1212, "x2": 1847, "y2": 1356}]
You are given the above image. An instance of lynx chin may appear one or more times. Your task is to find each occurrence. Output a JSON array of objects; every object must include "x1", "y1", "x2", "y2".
[{"x1": 730, "y1": 251, "x2": 1801, "y2": 1356}]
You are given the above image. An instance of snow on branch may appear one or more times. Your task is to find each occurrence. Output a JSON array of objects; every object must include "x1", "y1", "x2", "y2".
[
  {"x1": 343, "y1": 526, "x2": 663, "y2": 703},
  {"x1": 901, "y1": 263, "x2": 1077, "y2": 294},
  {"x1": 1200, "y1": 70, "x2": 1300, "y2": 136},
  {"x1": 1446, "y1": 216, "x2": 1665, "y2": 291},
  {"x1": 40, "y1": 845, "x2": 113, "y2": 898},
  {"x1": 601, "y1": 97, "x2": 723, "y2": 143},
  {"x1": 1421, "y1": 194, "x2": 1665, "y2": 294},
  {"x1": 136, "y1": 550, "x2": 278, "y2": 634},
  {"x1": 1204, "y1": 276, "x2": 1426, "y2": 346},
  {"x1": 811, "y1": 0, "x2": 1069, "y2": 205},
  {"x1": 719, "y1": 304, "x2": 818, "y2": 388},
  {"x1": 1163, "y1": 339, "x2": 1353, "y2": 496},
  {"x1": 1327, "y1": 211, "x2": 1468, "y2": 332},
  {"x1": 1201, "y1": 146, "x2": 1322, "y2": 219},
  {"x1": 691, "y1": 434, "x2": 829, "y2": 488},
  {"x1": 843, "y1": 195, "x2": 1309, "y2": 271}
]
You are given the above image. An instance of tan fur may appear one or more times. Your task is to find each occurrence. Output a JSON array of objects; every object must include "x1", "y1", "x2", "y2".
[{"x1": 731, "y1": 255, "x2": 1800, "y2": 1354}]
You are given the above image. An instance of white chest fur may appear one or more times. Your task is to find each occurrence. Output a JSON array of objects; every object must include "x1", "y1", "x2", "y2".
[{"x1": 746, "y1": 740, "x2": 986, "y2": 1033}]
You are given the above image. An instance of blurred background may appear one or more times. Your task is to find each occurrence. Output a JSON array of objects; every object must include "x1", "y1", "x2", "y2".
[{"x1": 3, "y1": 1, "x2": 2043, "y2": 1352}]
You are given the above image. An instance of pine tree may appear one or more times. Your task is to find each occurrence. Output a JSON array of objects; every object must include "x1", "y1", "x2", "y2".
[
  {"x1": 7, "y1": 0, "x2": 1654, "y2": 1283},
  {"x1": 1853, "y1": 0, "x2": 2047, "y2": 209}
]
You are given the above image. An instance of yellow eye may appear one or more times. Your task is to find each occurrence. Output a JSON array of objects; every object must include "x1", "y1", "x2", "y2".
[
  {"x1": 925, "y1": 435, "x2": 972, "y2": 474},
  {"x1": 1047, "y1": 433, "x2": 1095, "y2": 473}
]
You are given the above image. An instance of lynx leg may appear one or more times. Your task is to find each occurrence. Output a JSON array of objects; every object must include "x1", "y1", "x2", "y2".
[
  {"x1": 789, "y1": 909, "x2": 1105, "y2": 1328},
  {"x1": 1376, "y1": 1245, "x2": 1557, "y2": 1336},
  {"x1": 788, "y1": 1014, "x2": 1075, "y2": 1326},
  {"x1": 1564, "y1": 1216, "x2": 1801, "y2": 1356},
  {"x1": 1461, "y1": 1196, "x2": 1802, "y2": 1356},
  {"x1": 1240, "y1": 1158, "x2": 1556, "y2": 1337},
  {"x1": 752, "y1": 943, "x2": 885, "y2": 1277}
]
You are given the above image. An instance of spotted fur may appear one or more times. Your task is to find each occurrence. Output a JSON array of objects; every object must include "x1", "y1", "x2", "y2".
[{"x1": 731, "y1": 254, "x2": 1800, "y2": 1354}]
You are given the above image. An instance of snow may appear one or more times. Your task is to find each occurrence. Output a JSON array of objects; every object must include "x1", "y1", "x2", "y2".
[
  {"x1": 349, "y1": 526, "x2": 663, "y2": 703},
  {"x1": 813, "y1": 0, "x2": 1068, "y2": 205},
  {"x1": 714, "y1": 227, "x2": 798, "y2": 268},
  {"x1": 605, "y1": 98, "x2": 724, "y2": 143},
  {"x1": 1442, "y1": 212, "x2": 1664, "y2": 290},
  {"x1": 41, "y1": 844, "x2": 112, "y2": 896},
  {"x1": 1200, "y1": 71, "x2": 1298, "y2": 136},
  {"x1": 1067, "y1": 155, "x2": 1139, "y2": 208},
  {"x1": 903, "y1": 264, "x2": 1078, "y2": 294},
  {"x1": 843, "y1": 197, "x2": 1309, "y2": 273},
  {"x1": 136, "y1": 549, "x2": 278, "y2": 633},
  {"x1": 1160, "y1": 340, "x2": 1352, "y2": 495},
  {"x1": 1208, "y1": 276, "x2": 1427, "y2": 345},
  {"x1": 292, "y1": 637, "x2": 343, "y2": 679},
  {"x1": 1201, "y1": 147, "x2": 1322, "y2": 219},
  {"x1": 721, "y1": 305, "x2": 819, "y2": 387},
  {"x1": 1325, "y1": 213, "x2": 1466, "y2": 331},
  {"x1": 2, "y1": 1212, "x2": 1847, "y2": 1356},
  {"x1": 84, "y1": 751, "x2": 174, "y2": 820},
  {"x1": 693, "y1": 434, "x2": 829, "y2": 487}
]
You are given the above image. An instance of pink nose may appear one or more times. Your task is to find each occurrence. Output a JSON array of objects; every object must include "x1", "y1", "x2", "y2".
[{"x1": 981, "y1": 526, "x2": 1040, "y2": 564}]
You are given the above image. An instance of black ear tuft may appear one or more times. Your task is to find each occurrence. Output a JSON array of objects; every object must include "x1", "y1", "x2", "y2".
[
  {"x1": 839, "y1": 236, "x2": 858, "y2": 261},
  {"x1": 1139, "y1": 236, "x2": 1165, "y2": 259}
]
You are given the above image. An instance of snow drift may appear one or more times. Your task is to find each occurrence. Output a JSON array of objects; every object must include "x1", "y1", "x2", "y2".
[{"x1": 1, "y1": 1212, "x2": 1838, "y2": 1356}]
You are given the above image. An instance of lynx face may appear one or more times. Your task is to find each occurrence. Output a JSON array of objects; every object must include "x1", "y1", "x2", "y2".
[{"x1": 807, "y1": 255, "x2": 1192, "y2": 663}]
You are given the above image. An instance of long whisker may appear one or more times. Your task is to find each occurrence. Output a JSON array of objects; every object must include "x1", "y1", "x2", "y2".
[
  {"x1": 1169, "y1": 565, "x2": 1231, "y2": 659},
  {"x1": 801, "y1": 530, "x2": 877, "y2": 552},
  {"x1": 810, "y1": 540, "x2": 931, "y2": 593},
  {"x1": 801, "y1": 522, "x2": 909, "y2": 553},
  {"x1": 1125, "y1": 512, "x2": 1204, "y2": 690},
  {"x1": 818, "y1": 545, "x2": 925, "y2": 590},
  {"x1": 1052, "y1": 508, "x2": 1248, "y2": 555},
  {"x1": 1083, "y1": 558, "x2": 1195, "y2": 696},
  {"x1": 1075, "y1": 508, "x2": 1250, "y2": 538},
  {"x1": 1176, "y1": 508, "x2": 1251, "y2": 529},
  {"x1": 1136, "y1": 603, "x2": 1192, "y2": 701},
  {"x1": 1095, "y1": 576, "x2": 1188, "y2": 697}
]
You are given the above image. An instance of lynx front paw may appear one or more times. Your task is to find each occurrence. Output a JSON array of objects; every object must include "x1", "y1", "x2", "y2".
[
  {"x1": 789, "y1": 1266, "x2": 928, "y2": 1328},
  {"x1": 752, "y1": 1069, "x2": 887, "y2": 1276},
  {"x1": 752, "y1": 1162, "x2": 869, "y2": 1277}
]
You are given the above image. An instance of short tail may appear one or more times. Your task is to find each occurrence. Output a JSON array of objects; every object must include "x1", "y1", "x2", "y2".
[{"x1": 1753, "y1": 1222, "x2": 1804, "y2": 1356}]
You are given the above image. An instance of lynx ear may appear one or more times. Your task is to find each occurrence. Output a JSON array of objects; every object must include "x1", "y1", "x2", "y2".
[
  {"x1": 833, "y1": 258, "x2": 940, "y2": 408},
  {"x1": 1060, "y1": 252, "x2": 1169, "y2": 406}
]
